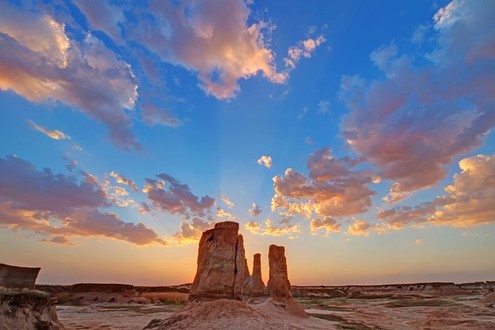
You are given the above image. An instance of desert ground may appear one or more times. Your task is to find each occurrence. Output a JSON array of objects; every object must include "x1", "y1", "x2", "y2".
[{"x1": 46, "y1": 284, "x2": 495, "y2": 329}]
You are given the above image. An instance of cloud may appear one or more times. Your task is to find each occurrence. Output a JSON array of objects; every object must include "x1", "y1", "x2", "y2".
[
  {"x1": 431, "y1": 154, "x2": 495, "y2": 227},
  {"x1": 272, "y1": 148, "x2": 376, "y2": 219},
  {"x1": 143, "y1": 173, "x2": 215, "y2": 217},
  {"x1": 216, "y1": 207, "x2": 234, "y2": 220},
  {"x1": 0, "y1": 155, "x2": 165, "y2": 245},
  {"x1": 310, "y1": 216, "x2": 341, "y2": 236},
  {"x1": 249, "y1": 203, "x2": 262, "y2": 217},
  {"x1": 257, "y1": 155, "x2": 273, "y2": 169},
  {"x1": 245, "y1": 219, "x2": 301, "y2": 237},
  {"x1": 378, "y1": 154, "x2": 495, "y2": 229},
  {"x1": 347, "y1": 219, "x2": 373, "y2": 236},
  {"x1": 139, "y1": 101, "x2": 181, "y2": 127},
  {"x1": 110, "y1": 171, "x2": 139, "y2": 192},
  {"x1": 245, "y1": 221, "x2": 261, "y2": 234},
  {"x1": 63, "y1": 157, "x2": 78, "y2": 172},
  {"x1": 129, "y1": 0, "x2": 286, "y2": 99},
  {"x1": 284, "y1": 35, "x2": 325, "y2": 69},
  {"x1": 340, "y1": 0, "x2": 495, "y2": 201},
  {"x1": 139, "y1": 202, "x2": 151, "y2": 214},
  {"x1": 175, "y1": 217, "x2": 214, "y2": 245},
  {"x1": 28, "y1": 120, "x2": 70, "y2": 140},
  {"x1": 72, "y1": 0, "x2": 125, "y2": 42},
  {"x1": 221, "y1": 196, "x2": 235, "y2": 209},
  {"x1": 0, "y1": 2, "x2": 139, "y2": 150}
]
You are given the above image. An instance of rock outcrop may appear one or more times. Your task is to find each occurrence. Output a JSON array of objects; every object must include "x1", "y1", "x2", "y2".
[
  {"x1": 0, "y1": 289, "x2": 64, "y2": 330},
  {"x1": 267, "y1": 245, "x2": 292, "y2": 299},
  {"x1": 0, "y1": 263, "x2": 40, "y2": 289},
  {"x1": 248, "y1": 253, "x2": 266, "y2": 296},
  {"x1": 189, "y1": 221, "x2": 247, "y2": 301}
]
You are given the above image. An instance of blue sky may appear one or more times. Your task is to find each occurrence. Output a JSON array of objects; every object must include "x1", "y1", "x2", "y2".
[{"x1": 1, "y1": 0, "x2": 494, "y2": 285}]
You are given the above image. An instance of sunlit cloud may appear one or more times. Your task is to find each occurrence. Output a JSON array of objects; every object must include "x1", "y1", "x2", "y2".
[
  {"x1": 272, "y1": 148, "x2": 375, "y2": 219},
  {"x1": 245, "y1": 221, "x2": 261, "y2": 234},
  {"x1": 28, "y1": 120, "x2": 70, "y2": 140},
  {"x1": 0, "y1": 155, "x2": 165, "y2": 245},
  {"x1": 257, "y1": 155, "x2": 272, "y2": 169},
  {"x1": 175, "y1": 217, "x2": 214, "y2": 245},
  {"x1": 310, "y1": 216, "x2": 341, "y2": 236},
  {"x1": 221, "y1": 196, "x2": 235, "y2": 209},
  {"x1": 347, "y1": 219, "x2": 373, "y2": 236},
  {"x1": 110, "y1": 171, "x2": 139, "y2": 192},
  {"x1": 379, "y1": 154, "x2": 495, "y2": 229},
  {"x1": 340, "y1": 0, "x2": 495, "y2": 200},
  {"x1": 216, "y1": 207, "x2": 234, "y2": 220},
  {"x1": 0, "y1": 2, "x2": 139, "y2": 150},
  {"x1": 245, "y1": 219, "x2": 301, "y2": 237},
  {"x1": 129, "y1": 0, "x2": 286, "y2": 99}
]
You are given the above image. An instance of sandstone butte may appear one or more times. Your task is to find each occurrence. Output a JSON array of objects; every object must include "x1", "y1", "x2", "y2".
[{"x1": 145, "y1": 221, "x2": 330, "y2": 329}]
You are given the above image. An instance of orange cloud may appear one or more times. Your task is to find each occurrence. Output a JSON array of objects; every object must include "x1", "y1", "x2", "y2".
[
  {"x1": 244, "y1": 219, "x2": 300, "y2": 237},
  {"x1": 379, "y1": 154, "x2": 495, "y2": 229},
  {"x1": 310, "y1": 217, "x2": 341, "y2": 236},
  {"x1": 28, "y1": 120, "x2": 70, "y2": 140}
]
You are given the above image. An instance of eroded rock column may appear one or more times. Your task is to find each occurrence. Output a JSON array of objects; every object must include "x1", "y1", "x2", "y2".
[
  {"x1": 249, "y1": 253, "x2": 266, "y2": 296},
  {"x1": 189, "y1": 221, "x2": 247, "y2": 301},
  {"x1": 267, "y1": 244, "x2": 292, "y2": 299}
]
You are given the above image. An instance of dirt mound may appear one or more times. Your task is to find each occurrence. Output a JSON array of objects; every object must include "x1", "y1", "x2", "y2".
[{"x1": 144, "y1": 298, "x2": 331, "y2": 330}]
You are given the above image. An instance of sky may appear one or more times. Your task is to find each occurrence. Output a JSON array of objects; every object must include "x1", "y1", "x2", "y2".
[{"x1": 0, "y1": 0, "x2": 494, "y2": 286}]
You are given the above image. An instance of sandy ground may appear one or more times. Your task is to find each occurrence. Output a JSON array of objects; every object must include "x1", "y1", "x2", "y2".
[
  {"x1": 56, "y1": 293, "x2": 495, "y2": 329},
  {"x1": 56, "y1": 304, "x2": 181, "y2": 330}
]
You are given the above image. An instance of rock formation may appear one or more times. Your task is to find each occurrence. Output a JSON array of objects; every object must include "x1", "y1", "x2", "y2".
[
  {"x1": 248, "y1": 253, "x2": 266, "y2": 296},
  {"x1": 267, "y1": 245, "x2": 292, "y2": 299},
  {"x1": 145, "y1": 221, "x2": 314, "y2": 329},
  {"x1": 189, "y1": 221, "x2": 247, "y2": 301},
  {"x1": 0, "y1": 290, "x2": 64, "y2": 330},
  {"x1": 0, "y1": 263, "x2": 40, "y2": 289}
]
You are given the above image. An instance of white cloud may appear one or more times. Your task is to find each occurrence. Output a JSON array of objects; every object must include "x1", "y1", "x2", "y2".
[
  {"x1": 284, "y1": 35, "x2": 325, "y2": 69},
  {"x1": 257, "y1": 155, "x2": 273, "y2": 169}
]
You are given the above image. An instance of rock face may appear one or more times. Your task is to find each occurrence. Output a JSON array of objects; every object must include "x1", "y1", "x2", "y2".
[
  {"x1": 267, "y1": 245, "x2": 292, "y2": 299},
  {"x1": 189, "y1": 221, "x2": 247, "y2": 301},
  {"x1": 249, "y1": 253, "x2": 266, "y2": 296},
  {"x1": 0, "y1": 263, "x2": 40, "y2": 289}
]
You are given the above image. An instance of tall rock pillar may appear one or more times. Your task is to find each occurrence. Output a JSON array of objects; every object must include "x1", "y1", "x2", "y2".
[
  {"x1": 267, "y1": 244, "x2": 292, "y2": 299},
  {"x1": 249, "y1": 253, "x2": 266, "y2": 296},
  {"x1": 189, "y1": 221, "x2": 247, "y2": 301}
]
